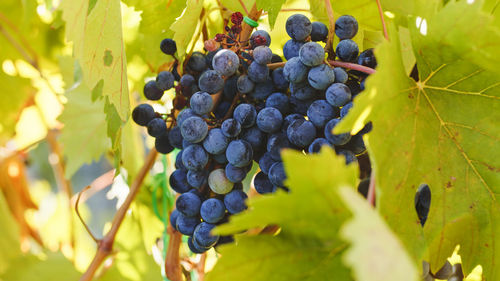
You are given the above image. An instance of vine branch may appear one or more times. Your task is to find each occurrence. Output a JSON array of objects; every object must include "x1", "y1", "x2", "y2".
[{"x1": 80, "y1": 148, "x2": 158, "y2": 281}]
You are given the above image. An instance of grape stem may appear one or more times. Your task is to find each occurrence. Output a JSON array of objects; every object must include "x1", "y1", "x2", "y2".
[
  {"x1": 80, "y1": 149, "x2": 158, "y2": 281},
  {"x1": 266, "y1": 61, "x2": 376, "y2": 75},
  {"x1": 375, "y1": 0, "x2": 389, "y2": 40},
  {"x1": 323, "y1": 0, "x2": 336, "y2": 59}
]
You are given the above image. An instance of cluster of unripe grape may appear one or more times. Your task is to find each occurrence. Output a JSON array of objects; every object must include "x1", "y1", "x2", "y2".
[{"x1": 132, "y1": 12, "x2": 375, "y2": 253}]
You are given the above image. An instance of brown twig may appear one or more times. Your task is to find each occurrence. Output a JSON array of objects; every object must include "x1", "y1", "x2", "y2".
[
  {"x1": 75, "y1": 185, "x2": 99, "y2": 243},
  {"x1": 165, "y1": 225, "x2": 183, "y2": 281},
  {"x1": 375, "y1": 0, "x2": 389, "y2": 40},
  {"x1": 323, "y1": 0, "x2": 336, "y2": 59},
  {"x1": 196, "y1": 253, "x2": 207, "y2": 281},
  {"x1": 240, "y1": 3, "x2": 262, "y2": 45},
  {"x1": 80, "y1": 148, "x2": 158, "y2": 281},
  {"x1": 223, "y1": 92, "x2": 241, "y2": 120},
  {"x1": 367, "y1": 173, "x2": 376, "y2": 206}
]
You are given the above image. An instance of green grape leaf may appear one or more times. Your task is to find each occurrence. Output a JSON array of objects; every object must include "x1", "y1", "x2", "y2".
[
  {"x1": 122, "y1": 0, "x2": 186, "y2": 70},
  {"x1": 336, "y1": 2, "x2": 500, "y2": 279},
  {"x1": 61, "y1": 0, "x2": 130, "y2": 122},
  {"x1": 170, "y1": 0, "x2": 205, "y2": 64},
  {"x1": 207, "y1": 149, "x2": 358, "y2": 281},
  {"x1": 338, "y1": 187, "x2": 419, "y2": 281},
  {"x1": 256, "y1": 0, "x2": 286, "y2": 28},
  {"x1": 0, "y1": 71, "x2": 34, "y2": 143},
  {"x1": 59, "y1": 66, "x2": 110, "y2": 178},
  {"x1": 308, "y1": 0, "x2": 379, "y2": 31}
]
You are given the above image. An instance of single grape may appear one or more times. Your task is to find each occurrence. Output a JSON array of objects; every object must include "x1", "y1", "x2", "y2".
[
  {"x1": 156, "y1": 71, "x2": 175, "y2": 91},
  {"x1": 299, "y1": 42, "x2": 325, "y2": 66},
  {"x1": 326, "y1": 83, "x2": 352, "y2": 107},
  {"x1": 241, "y1": 126, "x2": 266, "y2": 153},
  {"x1": 340, "y1": 102, "x2": 353, "y2": 118},
  {"x1": 155, "y1": 135, "x2": 174, "y2": 154},
  {"x1": 169, "y1": 169, "x2": 191, "y2": 193},
  {"x1": 358, "y1": 48, "x2": 377, "y2": 68},
  {"x1": 187, "y1": 52, "x2": 208, "y2": 72},
  {"x1": 187, "y1": 170, "x2": 208, "y2": 189},
  {"x1": 212, "y1": 49, "x2": 240, "y2": 76},
  {"x1": 283, "y1": 39, "x2": 305, "y2": 60},
  {"x1": 289, "y1": 96, "x2": 314, "y2": 116},
  {"x1": 181, "y1": 144, "x2": 209, "y2": 171},
  {"x1": 307, "y1": 100, "x2": 339, "y2": 128},
  {"x1": 176, "y1": 213, "x2": 200, "y2": 235},
  {"x1": 308, "y1": 64, "x2": 335, "y2": 90},
  {"x1": 285, "y1": 14, "x2": 312, "y2": 41},
  {"x1": 193, "y1": 222, "x2": 219, "y2": 248},
  {"x1": 132, "y1": 104, "x2": 156, "y2": 126},
  {"x1": 224, "y1": 190, "x2": 248, "y2": 214},
  {"x1": 250, "y1": 30, "x2": 271, "y2": 47},
  {"x1": 267, "y1": 133, "x2": 292, "y2": 161},
  {"x1": 180, "y1": 74, "x2": 197, "y2": 97},
  {"x1": 290, "y1": 82, "x2": 317, "y2": 100},
  {"x1": 237, "y1": 75, "x2": 255, "y2": 94},
  {"x1": 176, "y1": 192, "x2": 202, "y2": 217},
  {"x1": 181, "y1": 116, "x2": 208, "y2": 143},
  {"x1": 268, "y1": 162, "x2": 287, "y2": 187},
  {"x1": 176, "y1": 108, "x2": 196, "y2": 127},
  {"x1": 266, "y1": 92, "x2": 290, "y2": 115},
  {"x1": 343, "y1": 133, "x2": 366, "y2": 155},
  {"x1": 198, "y1": 70, "x2": 224, "y2": 94},
  {"x1": 324, "y1": 118, "x2": 351, "y2": 145},
  {"x1": 308, "y1": 138, "x2": 331, "y2": 153},
  {"x1": 200, "y1": 198, "x2": 226, "y2": 224},
  {"x1": 226, "y1": 140, "x2": 253, "y2": 167},
  {"x1": 167, "y1": 126, "x2": 183, "y2": 149},
  {"x1": 147, "y1": 118, "x2": 167, "y2": 137},
  {"x1": 221, "y1": 118, "x2": 241, "y2": 138},
  {"x1": 160, "y1": 38, "x2": 177, "y2": 55},
  {"x1": 190, "y1": 91, "x2": 213, "y2": 115},
  {"x1": 225, "y1": 163, "x2": 247, "y2": 183},
  {"x1": 188, "y1": 236, "x2": 209, "y2": 254},
  {"x1": 311, "y1": 21, "x2": 328, "y2": 42},
  {"x1": 203, "y1": 128, "x2": 229, "y2": 155},
  {"x1": 335, "y1": 15, "x2": 358, "y2": 40},
  {"x1": 283, "y1": 57, "x2": 309, "y2": 83},
  {"x1": 257, "y1": 107, "x2": 283, "y2": 133},
  {"x1": 286, "y1": 119, "x2": 316, "y2": 148},
  {"x1": 415, "y1": 184, "x2": 431, "y2": 226},
  {"x1": 251, "y1": 78, "x2": 275, "y2": 100},
  {"x1": 170, "y1": 209, "x2": 180, "y2": 229},
  {"x1": 144, "y1": 80, "x2": 164, "y2": 100},
  {"x1": 336, "y1": 39, "x2": 359, "y2": 62},
  {"x1": 175, "y1": 151, "x2": 186, "y2": 171},
  {"x1": 271, "y1": 67, "x2": 288, "y2": 90},
  {"x1": 253, "y1": 46, "x2": 273, "y2": 64},
  {"x1": 208, "y1": 168, "x2": 234, "y2": 194},
  {"x1": 233, "y1": 103, "x2": 257, "y2": 128},
  {"x1": 282, "y1": 113, "x2": 305, "y2": 131},
  {"x1": 333, "y1": 68, "x2": 348, "y2": 83},
  {"x1": 248, "y1": 61, "x2": 269, "y2": 83},
  {"x1": 253, "y1": 172, "x2": 276, "y2": 194}
]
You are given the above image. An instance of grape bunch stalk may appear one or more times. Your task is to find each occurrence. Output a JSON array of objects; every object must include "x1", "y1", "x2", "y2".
[{"x1": 132, "y1": 11, "x2": 376, "y2": 254}]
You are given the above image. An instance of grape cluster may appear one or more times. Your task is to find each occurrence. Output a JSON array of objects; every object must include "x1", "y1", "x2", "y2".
[{"x1": 132, "y1": 12, "x2": 375, "y2": 254}]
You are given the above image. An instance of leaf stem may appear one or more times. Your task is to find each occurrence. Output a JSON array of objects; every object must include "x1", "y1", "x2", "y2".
[
  {"x1": 80, "y1": 148, "x2": 158, "y2": 281},
  {"x1": 375, "y1": 0, "x2": 389, "y2": 40}
]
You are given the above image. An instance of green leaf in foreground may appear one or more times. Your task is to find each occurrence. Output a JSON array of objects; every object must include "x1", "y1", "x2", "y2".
[
  {"x1": 336, "y1": 2, "x2": 500, "y2": 279},
  {"x1": 207, "y1": 148, "x2": 358, "y2": 281},
  {"x1": 256, "y1": 0, "x2": 286, "y2": 28},
  {"x1": 338, "y1": 187, "x2": 419, "y2": 281}
]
